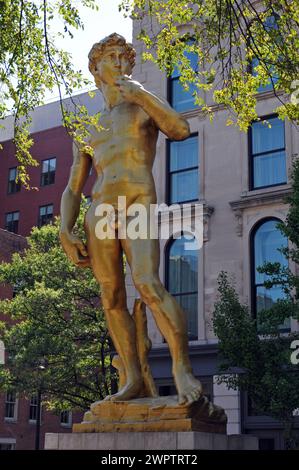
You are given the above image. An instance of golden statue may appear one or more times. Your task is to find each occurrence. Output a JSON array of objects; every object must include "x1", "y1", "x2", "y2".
[{"x1": 60, "y1": 34, "x2": 226, "y2": 432}]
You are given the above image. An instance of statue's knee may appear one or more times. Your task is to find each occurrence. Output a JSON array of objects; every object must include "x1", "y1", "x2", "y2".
[
  {"x1": 134, "y1": 275, "x2": 163, "y2": 306},
  {"x1": 101, "y1": 283, "x2": 125, "y2": 310}
]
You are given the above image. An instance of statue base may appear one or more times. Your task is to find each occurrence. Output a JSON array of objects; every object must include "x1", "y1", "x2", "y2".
[
  {"x1": 45, "y1": 431, "x2": 258, "y2": 450},
  {"x1": 73, "y1": 395, "x2": 227, "y2": 434}
]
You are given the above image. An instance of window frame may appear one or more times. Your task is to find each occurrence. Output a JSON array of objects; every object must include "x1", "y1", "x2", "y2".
[
  {"x1": 248, "y1": 114, "x2": 287, "y2": 191},
  {"x1": 40, "y1": 157, "x2": 56, "y2": 187},
  {"x1": 38, "y1": 204, "x2": 53, "y2": 227},
  {"x1": 165, "y1": 234, "x2": 199, "y2": 341},
  {"x1": 250, "y1": 217, "x2": 290, "y2": 333},
  {"x1": 166, "y1": 133, "x2": 199, "y2": 205},
  {"x1": 5, "y1": 211, "x2": 20, "y2": 234},
  {"x1": 168, "y1": 40, "x2": 198, "y2": 113},
  {"x1": 60, "y1": 410, "x2": 72, "y2": 428},
  {"x1": 28, "y1": 394, "x2": 42, "y2": 423},
  {"x1": 7, "y1": 167, "x2": 21, "y2": 195},
  {"x1": 247, "y1": 13, "x2": 280, "y2": 94},
  {"x1": 4, "y1": 391, "x2": 18, "y2": 422}
]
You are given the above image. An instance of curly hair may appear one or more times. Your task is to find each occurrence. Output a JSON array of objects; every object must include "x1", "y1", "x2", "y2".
[{"x1": 88, "y1": 33, "x2": 136, "y2": 77}]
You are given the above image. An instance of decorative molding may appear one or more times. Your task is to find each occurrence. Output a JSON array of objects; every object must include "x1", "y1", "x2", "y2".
[
  {"x1": 229, "y1": 187, "x2": 291, "y2": 237},
  {"x1": 230, "y1": 187, "x2": 291, "y2": 211},
  {"x1": 202, "y1": 204, "x2": 214, "y2": 242},
  {"x1": 157, "y1": 201, "x2": 214, "y2": 242}
]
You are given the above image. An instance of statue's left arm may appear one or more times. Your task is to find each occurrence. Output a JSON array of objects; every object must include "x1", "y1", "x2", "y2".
[{"x1": 117, "y1": 76, "x2": 190, "y2": 140}]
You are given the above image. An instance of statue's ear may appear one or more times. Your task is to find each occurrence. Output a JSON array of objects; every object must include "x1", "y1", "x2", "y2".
[{"x1": 89, "y1": 63, "x2": 97, "y2": 75}]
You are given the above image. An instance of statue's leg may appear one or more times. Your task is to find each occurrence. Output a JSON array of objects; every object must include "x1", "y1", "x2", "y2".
[
  {"x1": 121, "y1": 235, "x2": 203, "y2": 405},
  {"x1": 85, "y1": 218, "x2": 142, "y2": 401}
]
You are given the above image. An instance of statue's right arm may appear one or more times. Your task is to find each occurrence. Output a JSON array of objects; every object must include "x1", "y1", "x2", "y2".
[{"x1": 59, "y1": 142, "x2": 92, "y2": 267}]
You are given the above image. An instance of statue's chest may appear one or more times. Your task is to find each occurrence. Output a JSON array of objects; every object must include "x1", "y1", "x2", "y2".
[{"x1": 95, "y1": 104, "x2": 147, "y2": 145}]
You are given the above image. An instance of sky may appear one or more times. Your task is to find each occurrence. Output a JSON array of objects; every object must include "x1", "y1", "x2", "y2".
[{"x1": 48, "y1": 0, "x2": 132, "y2": 100}]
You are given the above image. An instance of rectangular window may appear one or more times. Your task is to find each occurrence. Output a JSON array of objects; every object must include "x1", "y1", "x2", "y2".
[
  {"x1": 168, "y1": 135, "x2": 199, "y2": 204},
  {"x1": 38, "y1": 204, "x2": 53, "y2": 227},
  {"x1": 249, "y1": 15, "x2": 280, "y2": 93},
  {"x1": 5, "y1": 391, "x2": 17, "y2": 421},
  {"x1": 8, "y1": 167, "x2": 21, "y2": 194},
  {"x1": 249, "y1": 116, "x2": 286, "y2": 189},
  {"x1": 29, "y1": 395, "x2": 38, "y2": 421},
  {"x1": 169, "y1": 45, "x2": 198, "y2": 112},
  {"x1": 0, "y1": 440, "x2": 16, "y2": 450},
  {"x1": 5, "y1": 211, "x2": 19, "y2": 233},
  {"x1": 60, "y1": 410, "x2": 72, "y2": 427},
  {"x1": 41, "y1": 158, "x2": 56, "y2": 186}
]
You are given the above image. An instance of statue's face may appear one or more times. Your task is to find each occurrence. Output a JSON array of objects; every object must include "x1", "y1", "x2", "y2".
[{"x1": 94, "y1": 45, "x2": 132, "y2": 85}]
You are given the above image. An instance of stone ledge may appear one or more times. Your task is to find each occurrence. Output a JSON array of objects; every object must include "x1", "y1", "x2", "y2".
[{"x1": 45, "y1": 431, "x2": 258, "y2": 450}]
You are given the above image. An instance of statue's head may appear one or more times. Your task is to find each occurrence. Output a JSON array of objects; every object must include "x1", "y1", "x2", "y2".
[{"x1": 88, "y1": 33, "x2": 136, "y2": 88}]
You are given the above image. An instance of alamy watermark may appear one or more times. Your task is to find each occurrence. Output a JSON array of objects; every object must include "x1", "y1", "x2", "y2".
[
  {"x1": 290, "y1": 340, "x2": 299, "y2": 365},
  {"x1": 93, "y1": 197, "x2": 204, "y2": 250},
  {"x1": 291, "y1": 80, "x2": 299, "y2": 105},
  {"x1": 0, "y1": 340, "x2": 5, "y2": 365}
]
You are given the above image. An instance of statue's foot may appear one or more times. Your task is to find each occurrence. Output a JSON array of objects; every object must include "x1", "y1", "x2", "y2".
[
  {"x1": 104, "y1": 378, "x2": 143, "y2": 402},
  {"x1": 174, "y1": 369, "x2": 203, "y2": 405}
]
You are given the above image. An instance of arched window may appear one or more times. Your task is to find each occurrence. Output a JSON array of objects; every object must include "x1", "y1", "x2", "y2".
[
  {"x1": 251, "y1": 218, "x2": 289, "y2": 330},
  {"x1": 166, "y1": 235, "x2": 198, "y2": 340}
]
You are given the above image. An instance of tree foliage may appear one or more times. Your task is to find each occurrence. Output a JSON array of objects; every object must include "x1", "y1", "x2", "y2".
[
  {"x1": 1, "y1": 1, "x2": 299, "y2": 182},
  {"x1": 213, "y1": 272, "x2": 299, "y2": 435},
  {"x1": 0, "y1": 204, "x2": 114, "y2": 412},
  {"x1": 213, "y1": 161, "x2": 299, "y2": 446},
  {"x1": 121, "y1": 0, "x2": 299, "y2": 129},
  {"x1": 0, "y1": 0, "x2": 100, "y2": 187}
]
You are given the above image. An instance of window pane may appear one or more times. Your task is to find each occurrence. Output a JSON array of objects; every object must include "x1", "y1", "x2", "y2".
[
  {"x1": 175, "y1": 293, "x2": 198, "y2": 339},
  {"x1": 171, "y1": 168, "x2": 198, "y2": 203},
  {"x1": 253, "y1": 151, "x2": 286, "y2": 188},
  {"x1": 253, "y1": 220, "x2": 290, "y2": 331},
  {"x1": 256, "y1": 285, "x2": 291, "y2": 331},
  {"x1": 170, "y1": 136, "x2": 198, "y2": 172},
  {"x1": 9, "y1": 168, "x2": 17, "y2": 181},
  {"x1": 49, "y1": 158, "x2": 56, "y2": 171},
  {"x1": 251, "y1": 58, "x2": 279, "y2": 93},
  {"x1": 171, "y1": 78, "x2": 197, "y2": 112},
  {"x1": 29, "y1": 395, "x2": 38, "y2": 421},
  {"x1": 172, "y1": 49, "x2": 198, "y2": 79},
  {"x1": 168, "y1": 237, "x2": 198, "y2": 294},
  {"x1": 252, "y1": 118, "x2": 285, "y2": 154},
  {"x1": 167, "y1": 236, "x2": 198, "y2": 340},
  {"x1": 42, "y1": 160, "x2": 49, "y2": 173},
  {"x1": 254, "y1": 220, "x2": 288, "y2": 285}
]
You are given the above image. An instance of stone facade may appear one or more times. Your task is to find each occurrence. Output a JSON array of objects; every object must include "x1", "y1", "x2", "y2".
[{"x1": 128, "y1": 20, "x2": 299, "y2": 449}]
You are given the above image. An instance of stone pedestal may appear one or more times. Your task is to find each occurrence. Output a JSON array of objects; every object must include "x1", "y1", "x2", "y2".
[
  {"x1": 73, "y1": 395, "x2": 227, "y2": 434},
  {"x1": 45, "y1": 431, "x2": 258, "y2": 450}
]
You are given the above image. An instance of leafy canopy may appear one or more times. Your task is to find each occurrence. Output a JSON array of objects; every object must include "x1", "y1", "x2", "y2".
[
  {"x1": 0, "y1": 203, "x2": 114, "y2": 412},
  {"x1": 212, "y1": 160, "x2": 299, "y2": 443},
  {"x1": 121, "y1": 0, "x2": 299, "y2": 129},
  {"x1": 1, "y1": 1, "x2": 299, "y2": 182},
  {"x1": 0, "y1": 0, "x2": 100, "y2": 187}
]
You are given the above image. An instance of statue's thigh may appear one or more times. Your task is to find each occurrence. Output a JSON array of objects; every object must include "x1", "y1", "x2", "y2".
[
  {"x1": 121, "y1": 237, "x2": 160, "y2": 279},
  {"x1": 88, "y1": 236, "x2": 125, "y2": 287}
]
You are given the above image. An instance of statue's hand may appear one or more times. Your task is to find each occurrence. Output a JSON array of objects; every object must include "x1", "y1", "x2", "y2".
[
  {"x1": 59, "y1": 231, "x2": 90, "y2": 268},
  {"x1": 116, "y1": 76, "x2": 144, "y2": 104}
]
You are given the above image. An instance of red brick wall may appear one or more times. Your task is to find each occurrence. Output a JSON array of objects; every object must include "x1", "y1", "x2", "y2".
[
  {"x1": 0, "y1": 125, "x2": 95, "y2": 236},
  {"x1": 0, "y1": 128, "x2": 94, "y2": 448},
  {"x1": 0, "y1": 395, "x2": 83, "y2": 450}
]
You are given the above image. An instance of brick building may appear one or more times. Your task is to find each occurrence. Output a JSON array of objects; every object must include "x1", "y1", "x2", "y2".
[
  {"x1": 0, "y1": 229, "x2": 82, "y2": 450},
  {"x1": 0, "y1": 91, "x2": 103, "y2": 449}
]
